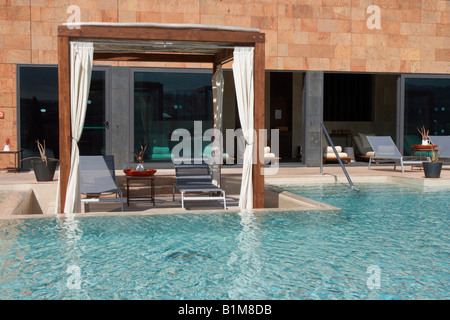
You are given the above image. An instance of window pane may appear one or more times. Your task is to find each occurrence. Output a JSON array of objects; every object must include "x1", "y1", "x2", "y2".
[
  {"x1": 133, "y1": 71, "x2": 213, "y2": 162},
  {"x1": 79, "y1": 70, "x2": 106, "y2": 155},
  {"x1": 19, "y1": 66, "x2": 107, "y2": 168},
  {"x1": 19, "y1": 66, "x2": 59, "y2": 168},
  {"x1": 404, "y1": 78, "x2": 450, "y2": 153}
]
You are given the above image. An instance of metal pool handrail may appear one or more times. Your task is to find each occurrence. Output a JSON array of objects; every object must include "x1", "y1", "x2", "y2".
[{"x1": 320, "y1": 121, "x2": 356, "y2": 190}]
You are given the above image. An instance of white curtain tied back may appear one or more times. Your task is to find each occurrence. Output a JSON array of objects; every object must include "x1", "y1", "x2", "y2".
[
  {"x1": 232, "y1": 47, "x2": 254, "y2": 210},
  {"x1": 64, "y1": 42, "x2": 94, "y2": 214}
]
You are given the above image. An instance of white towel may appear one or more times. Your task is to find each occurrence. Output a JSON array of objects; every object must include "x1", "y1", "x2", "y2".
[
  {"x1": 324, "y1": 152, "x2": 348, "y2": 158},
  {"x1": 325, "y1": 146, "x2": 342, "y2": 153}
]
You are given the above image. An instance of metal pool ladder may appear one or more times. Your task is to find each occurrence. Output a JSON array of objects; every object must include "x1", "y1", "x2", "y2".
[{"x1": 320, "y1": 121, "x2": 357, "y2": 190}]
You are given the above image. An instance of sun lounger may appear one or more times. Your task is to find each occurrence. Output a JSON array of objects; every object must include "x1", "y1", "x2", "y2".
[
  {"x1": 80, "y1": 155, "x2": 124, "y2": 211},
  {"x1": 428, "y1": 136, "x2": 450, "y2": 162},
  {"x1": 353, "y1": 133, "x2": 375, "y2": 160},
  {"x1": 366, "y1": 136, "x2": 422, "y2": 173},
  {"x1": 173, "y1": 163, "x2": 226, "y2": 210}
]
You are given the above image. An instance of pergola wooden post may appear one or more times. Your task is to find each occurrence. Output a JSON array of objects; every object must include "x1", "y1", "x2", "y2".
[
  {"x1": 57, "y1": 35, "x2": 71, "y2": 211},
  {"x1": 57, "y1": 23, "x2": 265, "y2": 212}
]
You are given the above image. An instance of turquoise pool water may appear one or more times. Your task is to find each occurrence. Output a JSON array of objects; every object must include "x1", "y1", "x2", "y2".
[{"x1": 0, "y1": 183, "x2": 448, "y2": 299}]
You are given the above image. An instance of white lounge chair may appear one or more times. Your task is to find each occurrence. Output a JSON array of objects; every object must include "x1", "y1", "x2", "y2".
[
  {"x1": 366, "y1": 136, "x2": 422, "y2": 173},
  {"x1": 428, "y1": 136, "x2": 450, "y2": 162},
  {"x1": 353, "y1": 133, "x2": 375, "y2": 160},
  {"x1": 80, "y1": 155, "x2": 124, "y2": 211},
  {"x1": 173, "y1": 163, "x2": 226, "y2": 210}
]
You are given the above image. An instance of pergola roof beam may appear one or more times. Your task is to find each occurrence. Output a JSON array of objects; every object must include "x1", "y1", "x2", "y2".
[{"x1": 58, "y1": 25, "x2": 264, "y2": 44}]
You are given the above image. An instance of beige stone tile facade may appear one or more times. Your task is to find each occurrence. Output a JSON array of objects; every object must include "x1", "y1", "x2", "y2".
[
  {"x1": 0, "y1": 0, "x2": 447, "y2": 72},
  {"x1": 0, "y1": 0, "x2": 449, "y2": 166}
]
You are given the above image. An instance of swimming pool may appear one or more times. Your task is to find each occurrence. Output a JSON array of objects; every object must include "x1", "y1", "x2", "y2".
[{"x1": 0, "y1": 183, "x2": 448, "y2": 299}]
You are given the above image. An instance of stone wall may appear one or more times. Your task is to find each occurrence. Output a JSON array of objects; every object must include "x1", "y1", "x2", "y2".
[{"x1": 0, "y1": 0, "x2": 449, "y2": 167}]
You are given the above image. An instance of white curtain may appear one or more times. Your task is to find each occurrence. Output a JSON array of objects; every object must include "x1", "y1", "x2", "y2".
[
  {"x1": 232, "y1": 47, "x2": 254, "y2": 210},
  {"x1": 64, "y1": 42, "x2": 94, "y2": 213},
  {"x1": 211, "y1": 65, "x2": 224, "y2": 186}
]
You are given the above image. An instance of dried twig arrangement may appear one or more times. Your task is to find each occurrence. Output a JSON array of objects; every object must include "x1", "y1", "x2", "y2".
[
  {"x1": 21, "y1": 139, "x2": 58, "y2": 167},
  {"x1": 132, "y1": 143, "x2": 148, "y2": 164},
  {"x1": 417, "y1": 125, "x2": 429, "y2": 141},
  {"x1": 36, "y1": 139, "x2": 48, "y2": 166},
  {"x1": 430, "y1": 148, "x2": 441, "y2": 162}
]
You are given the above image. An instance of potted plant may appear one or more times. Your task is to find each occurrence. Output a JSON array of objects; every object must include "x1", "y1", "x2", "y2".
[
  {"x1": 417, "y1": 125, "x2": 430, "y2": 145},
  {"x1": 422, "y1": 147, "x2": 442, "y2": 178},
  {"x1": 23, "y1": 140, "x2": 59, "y2": 181}
]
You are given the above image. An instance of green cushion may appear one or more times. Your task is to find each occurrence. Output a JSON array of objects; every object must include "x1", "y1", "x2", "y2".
[
  {"x1": 411, "y1": 150, "x2": 432, "y2": 157},
  {"x1": 151, "y1": 146, "x2": 171, "y2": 160},
  {"x1": 151, "y1": 154, "x2": 172, "y2": 160},
  {"x1": 152, "y1": 146, "x2": 170, "y2": 154}
]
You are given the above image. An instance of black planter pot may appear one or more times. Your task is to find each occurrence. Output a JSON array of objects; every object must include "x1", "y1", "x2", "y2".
[
  {"x1": 32, "y1": 159, "x2": 58, "y2": 181},
  {"x1": 422, "y1": 161, "x2": 443, "y2": 178}
]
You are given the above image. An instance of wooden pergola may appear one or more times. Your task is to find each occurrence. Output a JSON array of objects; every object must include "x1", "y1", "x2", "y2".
[{"x1": 57, "y1": 23, "x2": 265, "y2": 212}]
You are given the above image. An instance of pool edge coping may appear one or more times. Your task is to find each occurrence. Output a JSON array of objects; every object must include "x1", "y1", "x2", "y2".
[{"x1": 1, "y1": 174, "x2": 449, "y2": 220}]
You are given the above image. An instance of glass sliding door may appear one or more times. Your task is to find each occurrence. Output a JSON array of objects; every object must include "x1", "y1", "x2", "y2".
[
  {"x1": 132, "y1": 69, "x2": 213, "y2": 162},
  {"x1": 17, "y1": 65, "x2": 110, "y2": 168},
  {"x1": 18, "y1": 65, "x2": 59, "y2": 168},
  {"x1": 402, "y1": 75, "x2": 450, "y2": 155},
  {"x1": 78, "y1": 67, "x2": 110, "y2": 156}
]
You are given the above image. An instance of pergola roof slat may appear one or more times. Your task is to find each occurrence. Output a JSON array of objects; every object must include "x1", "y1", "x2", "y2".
[{"x1": 93, "y1": 52, "x2": 216, "y2": 63}]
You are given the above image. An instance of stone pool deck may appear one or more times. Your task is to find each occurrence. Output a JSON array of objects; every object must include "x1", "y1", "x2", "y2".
[{"x1": 1, "y1": 162, "x2": 449, "y2": 219}]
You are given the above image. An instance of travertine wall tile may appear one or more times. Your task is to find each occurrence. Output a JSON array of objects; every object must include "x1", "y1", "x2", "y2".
[
  {"x1": 350, "y1": 58, "x2": 366, "y2": 72},
  {"x1": 118, "y1": 10, "x2": 136, "y2": 23},
  {"x1": 400, "y1": 47, "x2": 421, "y2": 60},
  {"x1": 334, "y1": 44, "x2": 350, "y2": 58},
  {"x1": 31, "y1": 35, "x2": 53, "y2": 51},
  {"x1": 308, "y1": 32, "x2": 331, "y2": 45},
  {"x1": 305, "y1": 57, "x2": 330, "y2": 70},
  {"x1": 0, "y1": 0, "x2": 447, "y2": 114},
  {"x1": 98, "y1": 0, "x2": 118, "y2": 11},
  {"x1": 435, "y1": 49, "x2": 450, "y2": 61},
  {"x1": 436, "y1": 24, "x2": 450, "y2": 37},
  {"x1": 330, "y1": 57, "x2": 350, "y2": 70},
  {"x1": 330, "y1": 32, "x2": 351, "y2": 45},
  {"x1": 6, "y1": 49, "x2": 30, "y2": 63},
  {"x1": 421, "y1": 47, "x2": 435, "y2": 61}
]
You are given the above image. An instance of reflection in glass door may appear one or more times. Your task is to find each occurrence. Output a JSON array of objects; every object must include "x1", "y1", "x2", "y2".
[
  {"x1": 79, "y1": 68, "x2": 110, "y2": 155},
  {"x1": 402, "y1": 76, "x2": 450, "y2": 155},
  {"x1": 18, "y1": 65, "x2": 59, "y2": 168},
  {"x1": 18, "y1": 65, "x2": 110, "y2": 169},
  {"x1": 133, "y1": 69, "x2": 213, "y2": 162}
]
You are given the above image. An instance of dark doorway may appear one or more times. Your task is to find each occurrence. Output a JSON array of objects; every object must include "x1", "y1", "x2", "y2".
[
  {"x1": 324, "y1": 73, "x2": 373, "y2": 121},
  {"x1": 270, "y1": 72, "x2": 292, "y2": 158}
]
